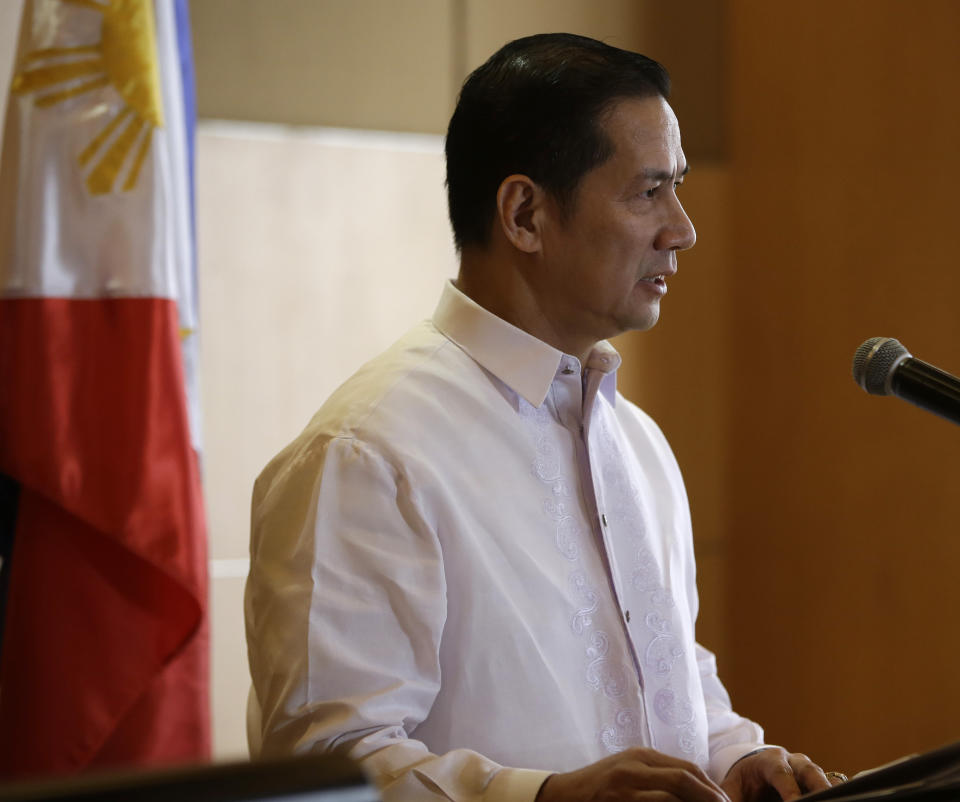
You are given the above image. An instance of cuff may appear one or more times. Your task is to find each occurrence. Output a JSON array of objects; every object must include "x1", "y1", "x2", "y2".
[
  {"x1": 484, "y1": 767, "x2": 554, "y2": 802},
  {"x1": 709, "y1": 744, "x2": 779, "y2": 782}
]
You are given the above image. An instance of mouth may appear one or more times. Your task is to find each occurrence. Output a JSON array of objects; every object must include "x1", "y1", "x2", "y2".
[{"x1": 637, "y1": 272, "x2": 671, "y2": 295}]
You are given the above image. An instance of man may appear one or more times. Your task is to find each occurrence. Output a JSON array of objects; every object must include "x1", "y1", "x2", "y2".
[{"x1": 246, "y1": 34, "x2": 839, "y2": 802}]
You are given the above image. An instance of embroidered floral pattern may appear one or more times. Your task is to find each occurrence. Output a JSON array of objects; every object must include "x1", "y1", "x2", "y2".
[
  {"x1": 519, "y1": 396, "x2": 643, "y2": 753},
  {"x1": 586, "y1": 631, "x2": 627, "y2": 699},
  {"x1": 593, "y1": 407, "x2": 706, "y2": 763},
  {"x1": 600, "y1": 709, "x2": 645, "y2": 753},
  {"x1": 570, "y1": 571, "x2": 598, "y2": 635}
]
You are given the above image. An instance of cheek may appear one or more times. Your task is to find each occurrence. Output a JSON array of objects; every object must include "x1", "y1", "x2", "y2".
[{"x1": 598, "y1": 218, "x2": 651, "y2": 258}]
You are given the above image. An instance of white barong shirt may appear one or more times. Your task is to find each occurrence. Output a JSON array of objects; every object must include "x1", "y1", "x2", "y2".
[{"x1": 246, "y1": 281, "x2": 766, "y2": 801}]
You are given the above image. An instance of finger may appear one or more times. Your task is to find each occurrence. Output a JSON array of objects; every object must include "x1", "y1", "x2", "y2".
[
  {"x1": 645, "y1": 766, "x2": 730, "y2": 802},
  {"x1": 627, "y1": 748, "x2": 707, "y2": 773},
  {"x1": 625, "y1": 748, "x2": 726, "y2": 794},
  {"x1": 788, "y1": 755, "x2": 831, "y2": 793},
  {"x1": 764, "y1": 761, "x2": 803, "y2": 802},
  {"x1": 612, "y1": 763, "x2": 726, "y2": 802}
]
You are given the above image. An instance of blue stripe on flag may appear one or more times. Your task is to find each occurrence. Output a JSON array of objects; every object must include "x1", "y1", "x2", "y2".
[{"x1": 173, "y1": 0, "x2": 197, "y2": 286}]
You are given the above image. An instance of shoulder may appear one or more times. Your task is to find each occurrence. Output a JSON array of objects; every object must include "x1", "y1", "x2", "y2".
[
  {"x1": 253, "y1": 320, "x2": 488, "y2": 506},
  {"x1": 611, "y1": 392, "x2": 674, "y2": 458}
]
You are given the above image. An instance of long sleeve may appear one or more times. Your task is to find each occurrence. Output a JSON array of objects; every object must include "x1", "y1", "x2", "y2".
[
  {"x1": 697, "y1": 643, "x2": 767, "y2": 781},
  {"x1": 245, "y1": 434, "x2": 549, "y2": 802},
  {"x1": 246, "y1": 295, "x2": 772, "y2": 796}
]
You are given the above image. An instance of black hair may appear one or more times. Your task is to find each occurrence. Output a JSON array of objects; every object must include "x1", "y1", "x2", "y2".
[{"x1": 445, "y1": 33, "x2": 670, "y2": 250}]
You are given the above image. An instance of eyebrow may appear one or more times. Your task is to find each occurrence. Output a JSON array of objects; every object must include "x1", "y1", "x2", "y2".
[{"x1": 643, "y1": 164, "x2": 690, "y2": 182}]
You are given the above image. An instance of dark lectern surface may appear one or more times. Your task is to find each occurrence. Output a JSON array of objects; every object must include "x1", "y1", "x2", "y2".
[
  {"x1": 801, "y1": 739, "x2": 960, "y2": 802},
  {"x1": 0, "y1": 753, "x2": 379, "y2": 802}
]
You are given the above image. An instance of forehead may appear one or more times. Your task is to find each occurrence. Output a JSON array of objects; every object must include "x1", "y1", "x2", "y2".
[{"x1": 598, "y1": 95, "x2": 684, "y2": 167}]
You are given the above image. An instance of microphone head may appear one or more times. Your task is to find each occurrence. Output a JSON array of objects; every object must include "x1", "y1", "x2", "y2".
[{"x1": 852, "y1": 337, "x2": 912, "y2": 395}]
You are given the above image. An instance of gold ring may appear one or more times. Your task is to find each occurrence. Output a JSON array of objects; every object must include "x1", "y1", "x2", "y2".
[{"x1": 825, "y1": 771, "x2": 848, "y2": 783}]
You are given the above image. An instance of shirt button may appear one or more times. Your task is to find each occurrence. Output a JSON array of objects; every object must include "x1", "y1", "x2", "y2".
[
  {"x1": 601, "y1": 513, "x2": 608, "y2": 527},
  {"x1": 625, "y1": 610, "x2": 631, "y2": 623},
  {"x1": 561, "y1": 366, "x2": 575, "y2": 375}
]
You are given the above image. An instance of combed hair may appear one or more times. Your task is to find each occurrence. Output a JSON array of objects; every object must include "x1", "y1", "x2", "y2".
[{"x1": 445, "y1": 33, "x2": 670, "y2": 250}]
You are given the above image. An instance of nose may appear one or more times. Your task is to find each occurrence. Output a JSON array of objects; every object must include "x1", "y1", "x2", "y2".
[{"x1": 657, "y1": 194, "x2": 696, "y2": 252}]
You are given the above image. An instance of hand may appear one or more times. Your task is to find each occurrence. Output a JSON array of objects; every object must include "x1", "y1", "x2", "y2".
[
  {"x1": 536, "y1": 747, "x2": 730, "y2": 802},
  {"x1": 721, "y1": 747, "x2": 832, "y2": 802}
]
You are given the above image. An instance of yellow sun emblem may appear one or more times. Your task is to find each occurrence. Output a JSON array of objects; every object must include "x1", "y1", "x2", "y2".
[{"x1": 11, "y1": 0, "x2": 165, "y2": 195}]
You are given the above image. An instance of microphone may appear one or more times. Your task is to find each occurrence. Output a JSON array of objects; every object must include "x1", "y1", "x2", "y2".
[{"x1": 852, "y1": 337, "x2": 960, "y2": 426}]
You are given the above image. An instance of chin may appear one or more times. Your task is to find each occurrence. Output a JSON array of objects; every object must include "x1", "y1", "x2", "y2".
[{"x1": 620, "y1": 304, "x2": 660, "y2": 334}]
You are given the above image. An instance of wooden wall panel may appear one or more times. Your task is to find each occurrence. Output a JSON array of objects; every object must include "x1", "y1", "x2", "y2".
[
  {"x1": 190, "y1": 0, "x2": 456, "y2": 133},
  {"x1": 724, "y1": 0, "x2": 960, "y2": 773}
]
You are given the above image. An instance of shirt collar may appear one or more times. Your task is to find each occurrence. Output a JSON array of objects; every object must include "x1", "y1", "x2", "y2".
[{"x1": 432, "y1": 280, "x2": 621, "y2": 408}]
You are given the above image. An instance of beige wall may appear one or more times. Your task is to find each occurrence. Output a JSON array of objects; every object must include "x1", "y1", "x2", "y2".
[
  {"x1": 191, "y1": 0, "x2": 457, "y2": 134},
  {"x1": 198, "y1": 124, "x2": 457, "y2": 756},
  {"x1": 189, "y1": 0, "x2": 726, "y2": 158}
]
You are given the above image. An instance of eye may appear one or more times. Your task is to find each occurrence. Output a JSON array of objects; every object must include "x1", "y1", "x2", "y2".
[{"x1": 642, "y1": 186, "x2": 659, "y2": 199}]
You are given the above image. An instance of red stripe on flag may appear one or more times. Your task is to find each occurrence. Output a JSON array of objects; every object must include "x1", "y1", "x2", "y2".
[{"x1": 0, "y1": 297, "x2": 209, "y2": 778}]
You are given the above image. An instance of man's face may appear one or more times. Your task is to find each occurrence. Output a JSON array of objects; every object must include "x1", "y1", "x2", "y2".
[{"x1": 537, "y1": 95, "x2": 696, "y2": 346}]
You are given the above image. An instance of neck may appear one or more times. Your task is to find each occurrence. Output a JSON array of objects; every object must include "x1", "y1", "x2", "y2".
[{"x1": 456, "y1": 246, "x2": 597, "y2": 366}]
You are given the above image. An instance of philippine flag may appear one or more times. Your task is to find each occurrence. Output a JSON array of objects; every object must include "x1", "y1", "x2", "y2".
[{"x1": 0, "y1": 0, "x2": 209, "y2": 779}]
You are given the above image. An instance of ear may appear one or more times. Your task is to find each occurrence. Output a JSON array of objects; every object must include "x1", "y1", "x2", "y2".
[{"x1": 495, "y1": 174, "x2": 545, "y2": 254}]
